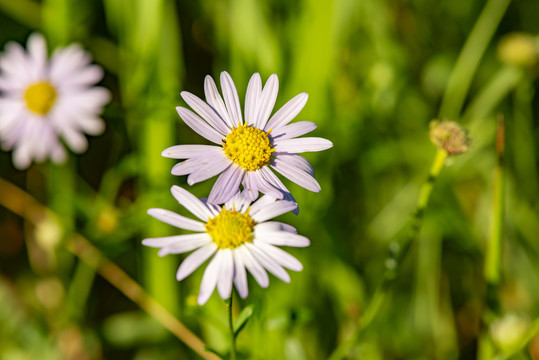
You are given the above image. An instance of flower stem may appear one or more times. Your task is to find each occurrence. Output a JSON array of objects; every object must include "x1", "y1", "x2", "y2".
[
  {"x1": 228, "y1": 292, "x2": 237, "y2": 360},
  {"x1": 328, "y1": 149, "x2": 447, "y2": 360}
]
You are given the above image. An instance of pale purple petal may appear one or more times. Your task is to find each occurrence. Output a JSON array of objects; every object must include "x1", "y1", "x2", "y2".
[
  {"x1": 208, "y1": 165, "x2": 244, "y2": 204},
  {"x1": 217, "y1": 249, "x2": 234, "y2": 299},
  {"x1": 254, "y1": 221, "x2": 297, "y2": 234},
  {"x1": 246, "y1": 243, "x2": 290, "y2": 283},
  {"x1": 157, "y1": 234, "x2": 212, "y2": 257},
  {"x1": 236, "y1": 245, "x2": 269, "y2": 288},
  {"x1": 172, "y1": 152, "x2": 224, "y2": 176},
  {"x1": 254, "y1": 74, "x2": 278, "y2": 129},
  {"x1": 250, "y1": 200, "x2": 297, "y2": 223},
  {"x1": 187, "y1": 155, "x2": 231, "y2": 185},
  {"x1": 273, "y1": 153, "x2": 314, "y2": 176},
  {"x1": 270, "y1": 121, "x2": 317, "y2": 141},
  {"x1": 220, "y1": 71, "x2": 243, "y2": 126},
  {"x1": 254, "y1": 230, "x2": 310, "y2": 247},
  {"x1": 57, "y1": 65, "x2": 104, "y2": 88},
  {"x1": 60, "y1": 126, "x2": 88, "y2": 153},
  {"x1": 204, "y1": 75, "x2": 234, "y2": 128},
  {"x1": 181, "y1": 91, "x2": 230, "y2": 134},
  {"x1": 147, "y1": 208, "x2": 206, "y2": 232},
  {"x1": 258, "y1": 167, "x2": 298, "y2": 213},
  {"x1": 244, "y1": 73, "x2": 261, "y2": 125},
  {"x1": 26, "y1": 33, "x2": 47, "y2": 81},
  {"x1": 224, "y1": 192, "x2": 252, "y2": 213},
  {"x1": 264, "y1": 93, "x2": 308, "y2": 131},
  {"x1": 170, "y1": 185, "x2": 214, "y2": 222},
  {"x1": 271, "y1": 157, "x2": 320, "y2": 192},
  {"x1": 162, "y1": 144, "x2": 221, "y2": 159},
  {"x1": 233, "y1": 249, "x2": 249, "y2": 298},
  {"x1": 249, "y1": 170, "x2": 284, "y2": 199},
  {"x1": 176, "y1": 106, "x2": 225, "y2": 144},
  {"x1": 198, "y1": 251, "x2": 223, "y2": 304},
  {"x1": 254, "y1": 240, "x2": 303, "y2": 271},
  {"x1": 176, "y1": 243, "x2": 218, "y2": 280},
  {"x1": 141, "y1": 233, "x2": 211, "y2": 254},
  {"x1": 274, "y1": 137, "x2": 333, "y2": 153},
  {"x1": 241, "y1": 172, "x2": 259, "y2": 202},
  {"x1": 249, "y1": 194, "x2": 278, "y2": 215}
]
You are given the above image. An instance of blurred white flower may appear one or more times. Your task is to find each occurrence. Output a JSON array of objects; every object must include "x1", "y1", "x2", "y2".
[
  {"x1": 162, "y1": 72, "x2": 332, "y2": 205},
  {"x1": 143, "y1": 185, "x2": 310, "y2": 305},
  {"x1": 0, "y1": 33, "x2": 110, "y2": 169}
]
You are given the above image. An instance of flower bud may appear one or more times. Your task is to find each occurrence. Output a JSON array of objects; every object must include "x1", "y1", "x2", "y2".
[
  {"x1": 429, "y1": 120, "x2": 470, "y2": 155},
  {"x1": 498, "y1": 33, "x2": 539, "y2": 67}
]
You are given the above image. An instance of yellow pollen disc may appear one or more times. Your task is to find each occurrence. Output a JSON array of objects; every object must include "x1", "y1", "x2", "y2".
[
  {"x1": 223, "y1": 123, "x2": 275, "y2": 171},
  {"x1": 24, "y1": 82, "x2": 57, "y2": 115},
  {"x1": 205, "y1": 208, "x2": 255, "y2": 249}
]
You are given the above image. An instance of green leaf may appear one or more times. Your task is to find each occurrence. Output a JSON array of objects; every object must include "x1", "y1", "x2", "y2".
[{"x1": 233, "y1": 304, "x2": 254, "y2": 338}]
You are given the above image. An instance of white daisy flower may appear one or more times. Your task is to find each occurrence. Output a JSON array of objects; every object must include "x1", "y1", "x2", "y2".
[
  {"x1": 143, "y1": 185, "x2": 310, "y2": 305},
  {"x1": 162, "y1": 72, "x2": 333, "y2": 205},
  {"x1": 0, "y1": 33, "x2": 110, "y2": 169}
]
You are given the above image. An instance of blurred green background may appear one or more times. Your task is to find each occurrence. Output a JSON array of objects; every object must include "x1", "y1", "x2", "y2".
[{"x1": 1, "y1": 0, "x2": 539, "y2": 359}]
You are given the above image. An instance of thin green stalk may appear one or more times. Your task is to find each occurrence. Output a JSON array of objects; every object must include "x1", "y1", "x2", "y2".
[
  {"x1": 478, "y1": 116, "x2": 506, "y2": 360},
  {"x1": 328, "y1": 149, "x2": 448, "y2": 360},
  {"x1": 485, "y1": 116, "x2": 505, "y2": 284},
  {"x1": 64, "y1": 260, "x2": 96, "y2": 322},
  {"x1": 439, "y1": 0, "x2": 511, "y2": 119},
  {"x1": 462, "y1": 66, "x2": 523, "y2": 124},
  {"x1": 228, "y1": 293, "x2": 237, "y2": 360}
]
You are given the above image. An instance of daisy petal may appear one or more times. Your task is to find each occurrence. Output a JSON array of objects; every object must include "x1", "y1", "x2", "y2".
[
  {"x1": 254, "y1": 240, "x2": 303, "y2": 271},
  {"x1": 250, "y1": 200, "x2": 297, "y2": 223},
  {"x1": 254, "y1": 230, "x2": 310, "y2": 247},
  {"x1": 198, "y1": 251, "x2": 223, "y2": 304},
  {"x1": 264, "y1": 93, "x2": 308, "y2": 131},
  {"x1": 220, "y1": 72, "x2": 243, "y2": 125},
  {"x1": 142, "y1": 233, "x2": 210, "y2": 251},
  {"x1": 271, "y1": 121, "x2": 317, "y2": 141},
  {"x1": 254, "y1": 74, "x2": 278, "y2": 129},
  {"x1": 181, "y1": 91, "x2": 230, "y2": 135},
  {"x1": 162, "y1": 144, "x2": 221, "y2": 159},
  {"x1": 147, "y1": 208, "x2": 205, "y2": 232},
  {"x1": 176, "y1": 243, "x2": 217, "y2": 280},
  {"x1": 236, "y1": 245, "x2": 269, "y2": 288},
  {"x1": 273, "y1": 153, "x2": 314, "y2": 176},
  {"x1": 204, "y1": 75, "x2": 234, "y2": 128},
  {"x1": 274, "y1": 137, "x2": 333, "y2": 153},
  {"x1": 259, "y1": 167, "x2": 299, "y2": 214},
  {"x1": 171, "y1": 152, "x2": 220, "y2": 176},
  {"x1": 217, "y1": 249, "x2": 234, "y2": 299},
  {"x1": 254, "y1": 221, "x2": 297, "y2": 234},
  {"x1": 249, "y1": 170, "x2": 285, "y2": 199},
  {"x1": 246, "y1": 243, "x2": 290, "y2": 283},
  {"x1": 171, "y1": 185, "x2": 214, "y2": 222},
  {"x1": 176, "y1": 106, "x2": 225, "y2": 144},
  {"x1": 233, "y1": 249, "x2": 249, "y2": 298},
  {"x1": 187, "y1": 155, "x2": 231, "y2": 185},
  {"x1": 208, "y1": 165, "x2": 244, "y2": 204},
  {"x1": 244, "y1": 73, "x2": 261, "y2": 125},
  {"x1": 271, "y1": 157, "x2": 320, "y2": 192}
]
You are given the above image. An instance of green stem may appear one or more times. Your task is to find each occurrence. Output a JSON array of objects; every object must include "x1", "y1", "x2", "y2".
[
  {"x1": 462, "y1": 66, "x2": 523, "y2": 124},
  {"x1": 485, "y1": 117, "x2": 505, "y2": 284},
  {"x1": 228, "y1": 292, "x2": 237, "y2": 360},
  {"x1": 477, "y1": 117, "x2": 506, "y2": 360},
  {"x1": 328, "y1": 149, "x2": 448, "y2": 360},
  {"x1": 439, "y1": 0, "x2": 511, "y2": 120}
]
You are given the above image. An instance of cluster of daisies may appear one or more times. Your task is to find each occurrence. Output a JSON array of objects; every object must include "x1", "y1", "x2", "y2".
[
  {"x1": 0, "y1": 34, "x2": 332, "y2": 305},
  {"x1": 145, "y1": 72, "x2": 332, "y2": 304}
]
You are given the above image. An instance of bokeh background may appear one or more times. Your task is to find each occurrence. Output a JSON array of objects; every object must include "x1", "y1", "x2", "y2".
[{"x1": 1, "y1": 0, "x2": 539, "y2": 359}]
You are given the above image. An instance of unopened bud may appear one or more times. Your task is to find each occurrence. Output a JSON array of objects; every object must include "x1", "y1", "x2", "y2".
[
  {"x1": 97, "y1": 206, "x2": 119, "y2": 234},
  {"x1": 429, "y1": 120, "x2": 470, "y2": 155},
  {"x1": 498, "y1": 33, "x2": 539, "y2": 68}
]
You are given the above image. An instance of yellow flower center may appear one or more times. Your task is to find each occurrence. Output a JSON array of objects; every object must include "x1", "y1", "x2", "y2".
[
  {"x1": 205, "y1": 207, "x2": 255, "y2": 249},
  {"x1": 24, "y1": 82, "x2": 57, "y2": 115},
  {"x1": 223, "y1": 123, "x2": 275, "y2": 171}
]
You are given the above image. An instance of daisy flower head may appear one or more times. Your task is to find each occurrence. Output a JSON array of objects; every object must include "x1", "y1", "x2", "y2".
[
  {"x1": 162, "y1": 72, "x2": 333, "y2": 205},
  {"x1": 0, "y1": 33, "x2": 110, "y2": 169},
  {"x1": 143, "y1": 185, "x2": 310, "y2": 305}
]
